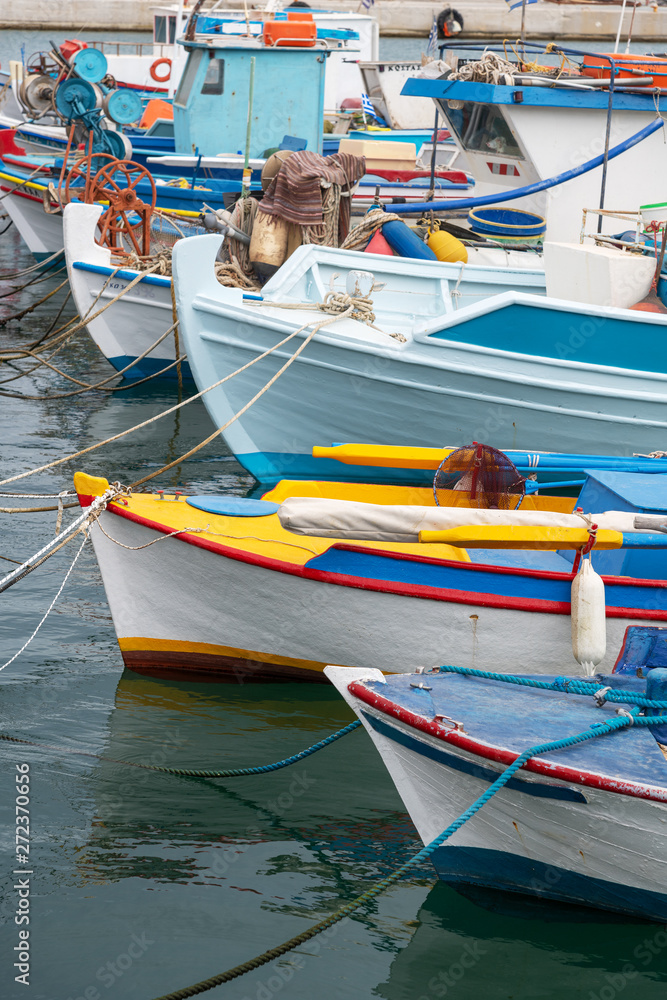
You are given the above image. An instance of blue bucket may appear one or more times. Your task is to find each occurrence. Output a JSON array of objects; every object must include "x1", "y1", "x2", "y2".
[{"x1": 468, "y1": 207, "x2": 546, "y2": 238}]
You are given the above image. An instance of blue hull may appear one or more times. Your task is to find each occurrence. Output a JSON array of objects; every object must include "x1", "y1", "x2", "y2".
[
  {"x1": 432, "y1": 846, "x2": 667, "y2": 922},
  {"x1": 108, "y1": 355, "x2": 193, "y2": 382}
]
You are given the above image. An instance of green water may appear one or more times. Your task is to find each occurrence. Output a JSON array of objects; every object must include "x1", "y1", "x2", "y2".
[{"x1": 1, "y1": 29, "x2": 667, "y2": 1000}]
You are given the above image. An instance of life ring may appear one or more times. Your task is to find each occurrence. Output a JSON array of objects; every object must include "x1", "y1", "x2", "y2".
[{"x1": 149, "y1": 58, "x2": 172, "y2": 83}]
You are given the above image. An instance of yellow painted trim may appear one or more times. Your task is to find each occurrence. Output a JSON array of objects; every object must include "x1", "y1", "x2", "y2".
[
  {"x1": 0, "y1": 171, "x2": 47, "y2": 192},
  {"x1": 118, "y1": 636, "x2": 328, "y2": 673}
]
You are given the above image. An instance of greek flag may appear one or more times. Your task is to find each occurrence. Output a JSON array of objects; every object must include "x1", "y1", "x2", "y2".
[
  {"x1": 360, "y1": 0, "x2": 375, "y2": 8},
  {"x1": 505, "y1": 0, "x2": 539, "y2": 10},
  {"x1": 426, "y1": 16, "x2": 438, "y2": 58},
  {"x1": 361, "y1": 92, "x2": 376, "y2": 118}
]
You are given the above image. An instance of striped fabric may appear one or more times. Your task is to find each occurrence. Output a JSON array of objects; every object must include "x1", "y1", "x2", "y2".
[{"x1": 257, "y1": 151, "x2": 366, "y2": 238}]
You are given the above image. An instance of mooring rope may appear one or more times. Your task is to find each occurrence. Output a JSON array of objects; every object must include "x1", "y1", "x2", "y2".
[
  {"x1": 0, "y1": 275, "x2": 69, "y2": 328},
  {"x1": 150, "y1": 710, "x2": 663, "y2": 999},
  {"x1": 0, "y1": 720, "x2": 362, "y2": 775},
  {"x1": 0, "y1": 323, "x2": 183, "y2": 400},
  {"x1": 0, "y1": 292, "x2": 364, "y2": 488},
  {"x1": 0, "y1": 489, "x2": 118, "y2": 593},
  {"x1": 0, "y1": 531, "x2": 88, "y2": 674},
  {"x1": 0, "y1": 248, "x2": 64, "y2": 281}
]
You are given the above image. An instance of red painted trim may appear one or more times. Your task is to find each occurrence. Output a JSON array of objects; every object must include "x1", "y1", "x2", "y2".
[
  {"x1": 99, "y1": 502, "x2": 667, "y2": 620},
  {"x1": 334, "y1": 542, "x2": 667, "y2": 590},
  {"x1": 0, "y1": 184, "x2": 45, "y2": 204},
  {"x1": 349, "y1": 680, "x2": 667, "y2": 803},
  {"x1": 3, "y1": 156, "x2": 50, "y2": 173}
]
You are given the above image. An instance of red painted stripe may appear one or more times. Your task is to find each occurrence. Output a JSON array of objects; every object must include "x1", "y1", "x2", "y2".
[
  {"x1": 349, "y1": 680, "x2": 667, "y2": 802},
  {"x1": 97, "y1": 502, "x2": 667, "y2": 619}
]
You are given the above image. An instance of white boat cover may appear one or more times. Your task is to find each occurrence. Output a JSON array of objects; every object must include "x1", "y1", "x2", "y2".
[{"x1": 278, "y1": 497, "x2": 665, "y2": 543}]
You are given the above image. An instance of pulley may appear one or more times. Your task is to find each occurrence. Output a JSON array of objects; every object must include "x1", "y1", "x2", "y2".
[
  {"x1": 102, "y1": 89, "x2": 143, "y2": 126},
  {"x1": 92, "y1": 128, "x2": 133, "y2": 160},
  {"x1": 72, "y1": 47, "x2": 109, "y2": 84},
  {"x1": 19, "y1": 74, "x2": 56, "y2": 115},
  {"x1": 54, "y1": 77, "x2": 97, "y2": 120}
]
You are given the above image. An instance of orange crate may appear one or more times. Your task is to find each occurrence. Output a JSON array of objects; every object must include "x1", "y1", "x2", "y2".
[
  {"x1": 263, "y1": 18, "x2": 316, "y2": 47},
  {"x1": 582, "y1": 52, "x2": 667, "y2": 88}
]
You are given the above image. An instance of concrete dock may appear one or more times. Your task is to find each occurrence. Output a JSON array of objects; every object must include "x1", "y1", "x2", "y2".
[{"x1": 3, "y1": 0, "x2": 667, "y2": 41}]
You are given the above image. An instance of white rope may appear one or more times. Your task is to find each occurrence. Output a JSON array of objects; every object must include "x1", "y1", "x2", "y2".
[
  {"x1": 450, "y1": 51, "x2": 516, "y2": 85},
  {"x1": 0, "y1": 532, "x2": 88, "y2": 674},
  {"x1": 0, "y1": 491, "x2": 77, "y2": 499},
  {"x1": 94, "y1": 518, "x2": 206, "y2": 550},
  {"x1": 0, "y1": 490, "x2": 118, "y2": 593}
]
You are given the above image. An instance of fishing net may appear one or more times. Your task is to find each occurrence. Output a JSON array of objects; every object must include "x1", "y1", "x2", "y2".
[{"x1": 433, "y1": 442, "x2": 526, "y2": 509}]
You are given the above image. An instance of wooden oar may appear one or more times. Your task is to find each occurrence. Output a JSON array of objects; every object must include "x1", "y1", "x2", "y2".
[
  {"x1": 419, "y1": 526, "x2": 667, "y2": 549},
  {"x1": 313, "y1": 443, "x2": 667, "y2": 474},
  {"x1": 418, "y1": 526, "x2": 623, "y2": 549}
]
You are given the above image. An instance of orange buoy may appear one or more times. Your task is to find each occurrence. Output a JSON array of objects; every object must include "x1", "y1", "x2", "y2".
[{"x1": 149, "y1": 58, "x2": 172, "y2": 83}]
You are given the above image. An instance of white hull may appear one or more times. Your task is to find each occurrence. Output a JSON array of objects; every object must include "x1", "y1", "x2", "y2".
[
  {"x1": 328, "y1": 667, "x2": 667, "y2": 919},
  {"x1": 89, "y1": 508, "x2": 659, "y2": 681},
  {"x1": 173, "y1": 237, "x2": 667, "y2": 482}
]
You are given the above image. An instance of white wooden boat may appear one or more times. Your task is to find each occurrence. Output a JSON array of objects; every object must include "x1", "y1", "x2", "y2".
[
  {"x1": 326, "y1": 624, "x2": 667, "y2": 921},
  {"x1": 172, "y1": 235, "x2": 666, "y2": 483},
  {"x1": 74, "y1": 469, "x2": 667, "y2": 682}
]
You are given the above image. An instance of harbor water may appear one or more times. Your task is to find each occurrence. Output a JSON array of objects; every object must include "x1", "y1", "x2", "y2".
[{"x1": 1, "y1": 29, "x2": 667, "y2": 1000}]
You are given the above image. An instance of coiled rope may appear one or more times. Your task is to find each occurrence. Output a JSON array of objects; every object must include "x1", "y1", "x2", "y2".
[
  {"x1": 0, "y1": 720, "x2": 361, "y2": 775},
  {"x1": 150, "y1": 710, "x2": 662, "y2": 1000}
]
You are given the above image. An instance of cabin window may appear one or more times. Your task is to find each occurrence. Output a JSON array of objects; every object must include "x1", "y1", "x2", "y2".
[
  {"x1": 438, "y1": 100, "x2": 522, "y2": 158},
  {"x1": 154, "y1": 15, "x2": 167, "y2": 43},
  {"x1": 174, "y1": 49, "x2": 202, "y2": 107},
  {"x1": 168, "y1": 16, "x2": 177, "y2": 43},
  {"x1": 201, "y1": 56, "x2": 224, "y2": 95}
]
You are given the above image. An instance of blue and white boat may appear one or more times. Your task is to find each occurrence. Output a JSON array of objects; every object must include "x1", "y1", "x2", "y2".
[
  {"x1": 172, "y1": 235, "x2": 666, "y2": 483},
  {"x1": 326, "y1": 624, "x2": 667, "y2": 922}
]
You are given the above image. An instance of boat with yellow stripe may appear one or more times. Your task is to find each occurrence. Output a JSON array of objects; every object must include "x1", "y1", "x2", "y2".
[{"x1": 75, "y1": 464, "x2": 667, "y2": 683}]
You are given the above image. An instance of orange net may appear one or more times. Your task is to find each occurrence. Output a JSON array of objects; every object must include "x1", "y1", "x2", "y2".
[{"x1": 433, "y1": 442, "x2": 525, "y2": 509}]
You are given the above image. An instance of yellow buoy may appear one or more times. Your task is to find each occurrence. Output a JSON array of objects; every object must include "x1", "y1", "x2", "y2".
[{"x1": 427, "y1": 229, "x2": 468, "y2": 264}]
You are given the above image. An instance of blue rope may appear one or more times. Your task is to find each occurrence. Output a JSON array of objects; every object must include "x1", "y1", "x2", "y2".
[
  {"x1": 437, "y1": 664, "x2": 667, "y2": 710},
  {"x1": 0, "y1": 720, "x2": 362, "y2": 778},
  {"x1": 151, "y1": 710, "x2": 664, "y2": 999}
]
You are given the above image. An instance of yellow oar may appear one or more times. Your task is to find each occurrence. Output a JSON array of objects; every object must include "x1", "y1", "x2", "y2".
[
  {"x1": 313, "y1": 443, "x2": 453, "y2": 470},
  {"x1": 418, "y1": 526, "x2": 624, "y2": 550}
]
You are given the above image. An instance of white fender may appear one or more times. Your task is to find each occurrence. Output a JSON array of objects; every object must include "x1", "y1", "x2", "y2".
[{"x1": 571, "y1": 557, "x2": 606, "y2": 675}]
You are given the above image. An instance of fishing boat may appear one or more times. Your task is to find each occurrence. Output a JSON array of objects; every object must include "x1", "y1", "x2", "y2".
[
  {"x1": 325, "y1": 623, "x2": 667, "y2": 922},
  {"x1": 73, "y1": 459, "x2": 667, "y2": 682},
  {"x1": 172, "y1": 235, "x2": 666, "y2": 481},
  {"x1": 395, "y1": 44, "x2": 667, "y2": 243},
  {"x1": 62, "y1": 201, "x2": 539, "y2": 379}
]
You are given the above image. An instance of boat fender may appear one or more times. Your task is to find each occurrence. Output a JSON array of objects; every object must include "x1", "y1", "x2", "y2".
[
  {"x1": 571, "y1": 556, "x2": 606, "y2": 675},
  {"x1": 249, "y1": 210, "x2": 289, "y2": 277},
  {"x1": 437, "y1": 8, "x2": 464, "y2": 38},
  {"x1": 381, "y1": 220, "x2": 438, "y2": 261},
  {"x1": 428, "y1": 228, "x2": 467, "y2": 263},
  {"x1": 150, "y1": 58, "x2": 172, "y2": 83}
]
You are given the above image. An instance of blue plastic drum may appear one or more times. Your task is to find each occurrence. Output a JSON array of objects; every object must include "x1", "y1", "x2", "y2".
[
  {"x1": 72, "y1": 47, "x2": 109, "y2": 84},
  {"x1": 467, "y1": 208, "x2": 546, "y2": 238}
]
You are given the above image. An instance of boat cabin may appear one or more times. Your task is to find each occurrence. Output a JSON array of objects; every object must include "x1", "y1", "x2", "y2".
[
  {"x1": 403, "y1": 72, "x2": 667, "y2": 242},
  {"x1": 173, "y1": 19, "x2": 354, "y2": 158}
]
